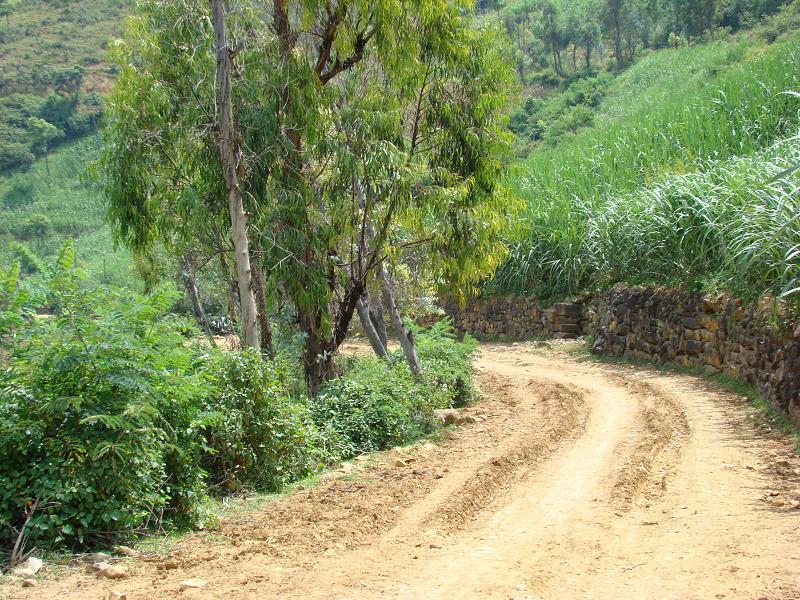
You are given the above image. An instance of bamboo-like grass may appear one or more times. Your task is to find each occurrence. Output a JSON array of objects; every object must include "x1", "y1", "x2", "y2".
[{"x1": 493, "y1": 40, "x2": 800, "y2": 304}]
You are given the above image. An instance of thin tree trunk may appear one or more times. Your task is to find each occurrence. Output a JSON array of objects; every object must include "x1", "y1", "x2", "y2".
[
  {"x1": 378, "y1": 262, "x2": 422, "y2": 377},
  {"x1": 180, "y1": 255, "x2": 216, "y2": 347},
  {"x1": 212, "y1": 0, "x2": 259, "y2": 350},
  {"x1": 357, "y1": 296, "x2": 390, "y2": 361},
  {"x1": 250, "y1": 257, "x2": 275, "y2": 359},
  {"x1": 300, "y1": 310, "x2": 338, "y2": 397},
  {"x1": 369, "y1": 289, "x2": 388, "y2": 349}
]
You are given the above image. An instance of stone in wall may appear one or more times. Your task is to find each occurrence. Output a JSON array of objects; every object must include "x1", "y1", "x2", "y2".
[
  {"x1": 591, "y1": 285, "x2": 800, "y2": 427},
  {"x1": 438, "y1": 295, "x2": 589, "y2": 340}
]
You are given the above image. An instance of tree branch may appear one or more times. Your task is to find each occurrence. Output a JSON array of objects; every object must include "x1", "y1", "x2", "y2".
[{"x1": 319, "y1": 27, "x2": 376, "y2": 85}]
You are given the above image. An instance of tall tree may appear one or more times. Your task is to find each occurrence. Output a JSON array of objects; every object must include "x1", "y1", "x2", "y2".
[
  {"x1": 26, "y1": 117, "x2": 62, "y2": 176},
  {"x1": 102, "y1": 0, "x2": 517, "y2": 394},
  {"x1": 210, "y1": 0, "x2": 259, "y2": 350}
]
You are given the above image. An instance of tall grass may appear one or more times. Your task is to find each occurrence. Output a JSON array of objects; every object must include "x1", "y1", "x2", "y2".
[
  {"x1": 517, "y1": 40, "x2": 800, "y2": 210},
  {"x1": 492, "y1": 138, "x2": 800, "y2": 303},
  {"x1": 493, "y1": 39, "x2": 800, "y2": 301}
]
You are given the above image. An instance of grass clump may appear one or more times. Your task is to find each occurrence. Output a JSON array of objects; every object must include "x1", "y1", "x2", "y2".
[{"x1": 494, "y1": 137, "x2": 800, "y2": 303}]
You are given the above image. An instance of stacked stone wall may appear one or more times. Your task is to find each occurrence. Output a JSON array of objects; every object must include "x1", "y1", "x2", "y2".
[
  {"x1": 438, "y1": 295, "x2": 591, "y2": 339},
  {"x1": 591, "y1": 286, "x2": 800, "y2": 424},
  {"x1": 437, "y1": 287, "x2": 800, "y2": 425}
]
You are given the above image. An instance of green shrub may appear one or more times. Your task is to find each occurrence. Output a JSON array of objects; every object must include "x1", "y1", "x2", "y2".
[
  {"x1": 2, "y1": 178, "x2": 35, "y2": 209},
  {"x1": 0, "y1": 244, "x2": 209, "y2": 549},
  {"x1": 313, "y1": 358, "x2": 432, "y2": 457},
  {"x1": 199, "y1": 349, "x2": 328, "y2": 494},
  {"x1": 413, "y1": 319, "x2": 479, "y2": 409},
  {"x1": 313, "y1": 321, "x2": 478, "y2": 457}
]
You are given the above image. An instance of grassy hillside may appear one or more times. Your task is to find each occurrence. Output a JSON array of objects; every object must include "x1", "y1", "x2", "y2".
[
  {"x1": 0, "y1": 0, "x2": 134, "y2": 283},
  {"x1": 492, "y1": 36, "x2": 800, "y2": 303},
  {"x1": 0, "y1": 137, "x2": 133, "y2": 286},
  {"x1": 0, "y1": 0, "x2": 132, "y2": 172},
  {"x1": 0, "y1": 0, "x2": 130, "y2": 96}
]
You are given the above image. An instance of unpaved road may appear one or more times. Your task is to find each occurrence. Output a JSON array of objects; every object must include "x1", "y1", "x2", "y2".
[{"x1": 5, "y1": 343, "x2": 800, "y2": 599}]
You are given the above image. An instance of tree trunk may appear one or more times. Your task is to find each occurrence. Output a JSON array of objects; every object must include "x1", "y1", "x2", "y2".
[
  {"x1": 585, "y1": 45, "x2": 592, "y2": 69},
  {"x1": 369, "y1": 290, "x2": 388, "y2": 349},
  {"x1": 299, "y1": 310, "x2": 338, "y2": 397},
  {"x1": 250, "y1": 256, "x2": 275, "y2": 359},
  {"x1": 572, "y1": 44, "x2": 577, "y2": 71},
  {"x1": 704, "y1": 0, "x2": 715, "y2": 31},
  {"x1": 180, "y1": 255, "x2": 216, "y2": 346},
  {"x1": 378, "y1": 263, "x2": 422, "y2": 377},
  {"x1": 357, "y1": 296, "x2": 390, "y2": 361},
  {"x1": 614, "y1": 25, "x2": 623, "y2": 69},
  {"x1": 212, "y1": 0, "x2": 259, "y2": 351}
]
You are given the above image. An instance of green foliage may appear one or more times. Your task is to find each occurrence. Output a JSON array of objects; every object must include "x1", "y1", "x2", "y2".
[
  {"x1": 199, "y1": 350, "x2": 328, "y2": 494},
  {"x1": 102, "y1": 0, "x2": 518, "y2": 386},
  {"x1": 0, "y1": 137, "x2": 134, "y2": 287},
  {"x1": 510, "y1": 71, "x2": 611, "y2": 146},
  {"x1": 494, "y1": 0, "x2": 787, "y2": 92},
  {"x1": 1, "y1": 177, "x2": 34, "y2": 209},
  {"x1": 753, "y1": 0, "x2": 800, "y2": 42},
  {"x1": 0, "y1": 243, "x2": 210, "y2": 549},
  {"x1": 313, "y1": 359, "x2": 433, "y2": 457},
  {"x1": 412, "y1": 319, "x2": 480, "y2": 409},
  {"x1": 313, "y1": 321, "x2": 479, "y2": 457},
  {"x1": 493, "y1": 39, "x2": 800, "y2": 299},
  {"x1": 0, "y1": 260, "x2": 27, "y2": 349}
]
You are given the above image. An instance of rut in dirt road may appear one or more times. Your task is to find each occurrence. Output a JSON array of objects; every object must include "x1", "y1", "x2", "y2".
[{"x1": 6, "y1": 343, "x2": 800, "y2": 600}]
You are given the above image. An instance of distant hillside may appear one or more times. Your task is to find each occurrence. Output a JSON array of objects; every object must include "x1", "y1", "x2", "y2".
[{"x1": 0, "y1": 0, "x2": 132, "y2": 172}]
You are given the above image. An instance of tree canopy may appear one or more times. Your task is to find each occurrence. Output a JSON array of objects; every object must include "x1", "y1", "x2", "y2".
[{"x1": 102, "y1": 0, "x2": 518, "y2": 391}]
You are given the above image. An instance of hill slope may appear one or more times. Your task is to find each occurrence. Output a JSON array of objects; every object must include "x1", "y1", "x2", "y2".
[
  {"x1": 0, "y1": 0, "x2": 132, "y2": 172},
  {"x1": 492, "y1": 35, "x2": 800, "y2": 304}
]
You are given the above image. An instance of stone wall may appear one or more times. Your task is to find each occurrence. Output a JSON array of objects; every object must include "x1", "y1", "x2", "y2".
[
  {"x1": 439, "y1": 294, "x2": 591, "y2": 339},
  {"x1": 437, "y1": 286, "x2": 800, "y2": 425},
  {"x1": 591, "y1": 286, "x2": 800, "y2": 425}
]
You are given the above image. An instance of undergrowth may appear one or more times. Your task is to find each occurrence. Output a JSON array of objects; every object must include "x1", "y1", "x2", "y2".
[{"x1": 0, "y1": 245, "x2": 477, "y2": 554}]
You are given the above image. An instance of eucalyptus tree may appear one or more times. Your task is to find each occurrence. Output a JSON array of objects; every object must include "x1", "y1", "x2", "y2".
[
  {"x1": 101, "y1": 0, "x2": 269, "y2": 350},
  {"x1": 102, "y1": 0, "x2": 516, "y2": 394}
]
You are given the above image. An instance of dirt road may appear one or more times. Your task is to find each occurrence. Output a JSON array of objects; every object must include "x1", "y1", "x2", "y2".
[{"x1": 7, "y1": 343, "x2": 800, "y2": 599}]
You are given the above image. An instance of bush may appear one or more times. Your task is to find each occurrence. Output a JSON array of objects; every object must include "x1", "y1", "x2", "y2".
[
  {"x1": 199, "y1": 349, "x2": 328, "y2": 494},
  {"x1": 543, "y1": 104, "x2": 596, "y2": 143},
  {"x1": 2, "y1": 178, "x2": 35, "y2": 209},
  {"x1": 413, "y1": 319, "x2": 479, "y2": 408},
  {"x1": 0, "y1": 244, "x2": 210, "y2": 549},
  {"x1": 313, "y1": 358, "x2": 431, "y2": 457},
  {"x1": 313, "y1": 321, "x2": 478, "y2": 457}
]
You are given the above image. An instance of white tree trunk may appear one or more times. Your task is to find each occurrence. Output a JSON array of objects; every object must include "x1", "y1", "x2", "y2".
[
  {"x1": 212, "y1": 0, "x2": 259, "y2": 350},
  {"x1": 378, "y1": 262, "x2": 422, "y2": 377},
  {"x1": 357, "y1": 296, "x2": 390, "y2": 361}
]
